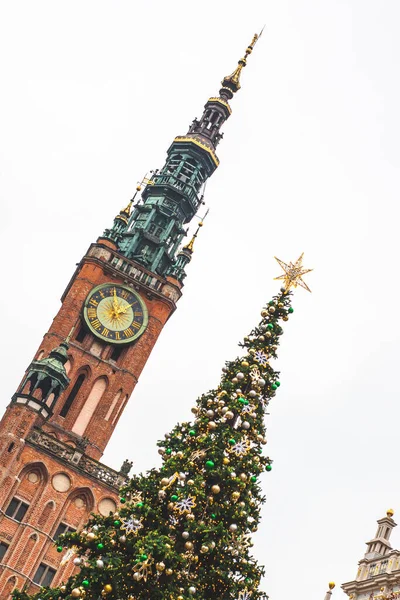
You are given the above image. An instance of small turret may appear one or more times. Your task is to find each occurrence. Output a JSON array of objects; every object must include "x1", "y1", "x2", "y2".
[
  {"x1": 364, "y1": 510, "x2": 396, "y2": 559},
  {"x1": 168, "y1": 220, "x2": 204, "y2": 283},
  {"x1": 11, "y1": 337, "x2": 71, "y2": 419}
]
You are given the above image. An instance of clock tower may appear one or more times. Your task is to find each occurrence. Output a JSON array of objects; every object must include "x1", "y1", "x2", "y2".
[{"x1": 0, "y1": 34, "x2": 261, "y2": 597}]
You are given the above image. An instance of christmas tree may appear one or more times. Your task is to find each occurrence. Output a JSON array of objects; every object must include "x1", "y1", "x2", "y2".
[{"x1": 14, "y1": 255, "x2": 311, "y2": 600}]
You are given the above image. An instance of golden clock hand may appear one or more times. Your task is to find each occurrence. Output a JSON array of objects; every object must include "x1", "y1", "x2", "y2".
[{"x1": 117, "y1": 300, "x2": 137, "y2": 315}]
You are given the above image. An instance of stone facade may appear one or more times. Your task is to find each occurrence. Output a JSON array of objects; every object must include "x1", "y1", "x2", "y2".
[
  {"x1": 0, "y1": 242, "x2": 181, "y2": 597},
  {"x1": 342, "y1": 511, "x2": 400, "y2": 599}
]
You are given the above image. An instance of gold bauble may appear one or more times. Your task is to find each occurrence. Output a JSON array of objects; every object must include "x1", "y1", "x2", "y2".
[
  {"x1": 165, "y1": 543, "x2": 171, "y2": 549},
  {"x1": 187, "y1": 513, "x2": 195, "y2": 520},
  {"x1": 223, "y1": 457, "x2": 230, "y2": 465},
  {"x1": 211, "y1": 484, "x2": 221, "y2": 494},
  {"x1": 185, "y1": 541, "x2": 194, "y2": 550},
  {"x1": 187, "y1": 479, "x2": 194, "y2": 486},
  {"x1": 241, "y1": 361, "x2": 249, "y2": 367},
  {"x1": 178, "y1": 596, "x2": 184, "y2": 600},
  {"x1": 200, "y1": 545, "x2": 208, "y2": 553},
  {"x1": 207, "y1": 421, "x2": 217, "y2": 430},
  {"x1": 166, "y1": 568, "x2": 173, "y2": 575},
  {"x1": 81, "y1": 530, "x2": 88, "y2": 536},
  {"x1": 232, "y1": 491, "x2": 240, "y2": 500},
  {"x1": 208, "y1": 496, "x2": 214, "y2": 503},
  {"x1": 71, "y1": 589, "x2": 81, "y2": 598},
  {"x1": 177, "y1": 451, "x2": 184, "y2": 458},
  {"x1": 86, "y1": 532, "x2": 96, "y2": 541},
  {"x1": 156, "y1": 562, "x2": 166, "y2": 572},
  {"x1": 194, "y1": 555, "x2": 199, "y2": 562},
  {"x1": 239, "y1": 473, "x2": 247, "y2": 481},
  {"x1": 168, "y1": 502, "x2": 174, "y2": 510},
  {"x1": 329, "y1": 583, "x2": 336, "y2": 590},
  {"x1": 103, "y1": 584, "x2": 112, "y2": 594},
  {"x1": 161, "y1": 477, "x2": 170, "y2": 486},
  {"x1": 60, "y1": 586, "x2": 66, "y2": 593}
]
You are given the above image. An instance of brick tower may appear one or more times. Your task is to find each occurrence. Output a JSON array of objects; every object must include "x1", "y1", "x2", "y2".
[{"x1": 0, "y1": 34, "x2": 261, "y2": 597}]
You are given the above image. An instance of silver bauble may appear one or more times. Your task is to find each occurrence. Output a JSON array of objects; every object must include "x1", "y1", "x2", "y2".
[
  {"x1": 189, "y1": 587, "x2": 196, "y2": 595},
  {"x1": 73, "y1": 557, "x2": 82, "y2": 566},
  {"x1": 206, "y1": 409, "x2": 214, "y2": 418},
  {"x1": 229, "y1": 524, "x2": 238, "y2": 532},
  {"x1": 242, "y1": 421, "x2": 250, "y2": 430},
  {"x1": 236, "y1": 372, "x2": 244, "y2": 380},
  {"x1": 96, "y1": 559, "x2": 104, "y2": 568},
  {"x1": 182, "y1": 531, "x2": 190, "y2": 539},
  {"x1": 249, "y1": 390, "x2": 257, "y2": 398}
]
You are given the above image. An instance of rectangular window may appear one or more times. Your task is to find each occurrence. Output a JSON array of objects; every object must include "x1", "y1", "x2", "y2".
[
  {"x1": 53, "y1": 522, "x2": 76, "y2": 541},
  {"x1": 0, "y1": 542, "x2": 9, "y2": 560},
  {"x1": 5, "y1": 497, "x2": 29, "y2": 522},
  {"x1": 33, "y1": 563, "x2": 56, "y2": 587}
]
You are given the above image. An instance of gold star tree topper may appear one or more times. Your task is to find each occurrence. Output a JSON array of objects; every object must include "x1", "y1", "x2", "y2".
[{"x1": 274, "y1": 253, "x2": 313, "y2": 292}]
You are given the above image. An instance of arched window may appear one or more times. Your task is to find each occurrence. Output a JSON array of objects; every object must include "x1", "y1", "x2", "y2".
[
  {"x1": 2, "y1": 576, "x2": 17, "y2": 598},
  {"x1": 112, "y1": 394, "x2": 129, "y2": 425},
  {"x1": 15, "y1": 534, "x2": 37, "y2": 570},
  {"x1": 72, "y1": 377, "x2": 107, "y2": 436},
  {"x1": 105, "y1": 390, "x2": 122, "y2": 421},
  {"x1": 60, "y1": 373, "x2": 86, "y2": 417}
]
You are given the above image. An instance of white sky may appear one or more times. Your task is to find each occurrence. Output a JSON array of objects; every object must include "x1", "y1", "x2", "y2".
[{"x1": 1, "y1": 1, "x2": 399, "y2": 598}]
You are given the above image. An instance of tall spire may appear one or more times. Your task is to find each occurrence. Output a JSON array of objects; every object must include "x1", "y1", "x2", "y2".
[
  {"x1": 220, "y1": 30, "x2": 263, "y2": 98},
  {"x1": 104, "y1": 34, "x2": 261, "y2": 278}
]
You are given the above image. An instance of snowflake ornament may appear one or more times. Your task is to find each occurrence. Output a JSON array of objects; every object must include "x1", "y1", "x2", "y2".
[
  {"x1": 238, "y1": 590, "x2": 252, "y2": 600},
  {"x1": 174, "y1": 495, "x2": 197, "y2": 515},
  {"x1": 228, "y1": 436, "x2": 251, "y2": 457},
  {"x1": 249, "y1": 367, "x2": 263, "y2": 386},
  {"x1": 254, "y1": 351, "x2": 268, "y2": 366},
  {"x1": 190, "y1": 449, "x2": 207, "y2": 462},
  {"x1": 133, "y1": 555, "x2": 154, "y2": 582},
  {"x1": 129, "y1": 491, "x2": 143, "y2": 504},
  {"x1": 169, "y1": 514, "x2": 180, "y2": 527},
  {"x1": 120, "y1": 515, "x2": 143, "y2": 536},
  {"x1": 241, "y1": 403, "x2": 255, "y2": 415}
]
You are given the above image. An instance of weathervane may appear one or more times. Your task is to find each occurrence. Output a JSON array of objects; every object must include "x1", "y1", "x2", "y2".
[{"x1": 274, "y1": 253, "x2": 313, "y2": 292}]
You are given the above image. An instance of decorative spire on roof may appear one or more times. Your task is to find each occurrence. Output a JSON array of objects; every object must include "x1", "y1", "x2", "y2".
[
  {"x1": 168, "y1": 211, "x2": 208, "y2": 283},
  {"x1": 324, "y1": 582, "x2": 335, "y2": 600},
  {"x1": 220, "y1": 29, "x2": 264, "y2": 99}
]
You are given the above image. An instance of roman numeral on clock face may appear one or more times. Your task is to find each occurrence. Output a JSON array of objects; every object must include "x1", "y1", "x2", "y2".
[{"x1": 91, "y1": 319, "x2": 101, "y2": 330}]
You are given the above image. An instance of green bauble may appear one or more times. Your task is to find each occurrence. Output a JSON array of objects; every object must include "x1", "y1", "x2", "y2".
[
  {"x1": 82, "y1": 580, "x2": 90, "y2": 588},
  {"x1": 228, "y1": 439, "x2": 236, "y2": 445},
  {"x1": 266, "y1": 464, "x2": 272, "y2": 472},
  {"x1": 136, "y1": 502, "x2": 144, "y2": 508},
  {"x1": 276, "y1": 381, "x2": 281, "y2": 387},
  {"x1": 120, "y1": 497, "x2": 126, "y2": 504},
  {"x1": 271, "y1": 384, "x2": 278, "y2": 390},
  {"x1": 97, "y1": 543, "x2": 104, "y2": 550},
  {"x1": 114, "y1": 520, "x2": 121, "y2": 527},
  {"x1": 267, "y1": 323, "x2": 274, "y2": 330},
  {"x1": 141, "y1": 554, "x2": 148, "y2": 561},
  {"x1": 205, "y1": 460, "x2": 215, "y2": 470},
  {"x1": 189, "y1": 430, "x2": 196, "y2": 436},
  {"x1": 166, "y1": 448, "x2": 172, "y2": 455},
  {"x1": 171, "y1": 495, "x2": 178, "y2": 501},
  {"x1": 250, "y1": 476, "x2": 257, "y2": 482},
  {"x1": 56, "y1": 546, "x2": 63, "y2": 553},
  {"x1": 288, "y1": 307, "x2": 294, "y2": 313}
]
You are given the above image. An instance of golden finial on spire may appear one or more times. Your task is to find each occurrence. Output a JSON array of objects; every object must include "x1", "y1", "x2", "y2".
[
  {"x1": 183, "y1": 209, "x2": 209, "y2": 253},
  {"x1": 220, "y1": 28, "x2": 263, "y2": 97},
  {"x1": 274, "y1": 253, "x2": 313, "y2": 292}
]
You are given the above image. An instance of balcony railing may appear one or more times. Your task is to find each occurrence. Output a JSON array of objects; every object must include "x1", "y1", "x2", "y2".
[{"x1": 27, "y1": 428, "x2": 128, "y2": 490}]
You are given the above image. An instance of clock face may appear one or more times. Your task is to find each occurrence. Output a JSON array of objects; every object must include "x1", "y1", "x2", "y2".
[{"x1": 83, "y1": 283, "x2": 148, "y2": 344}]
